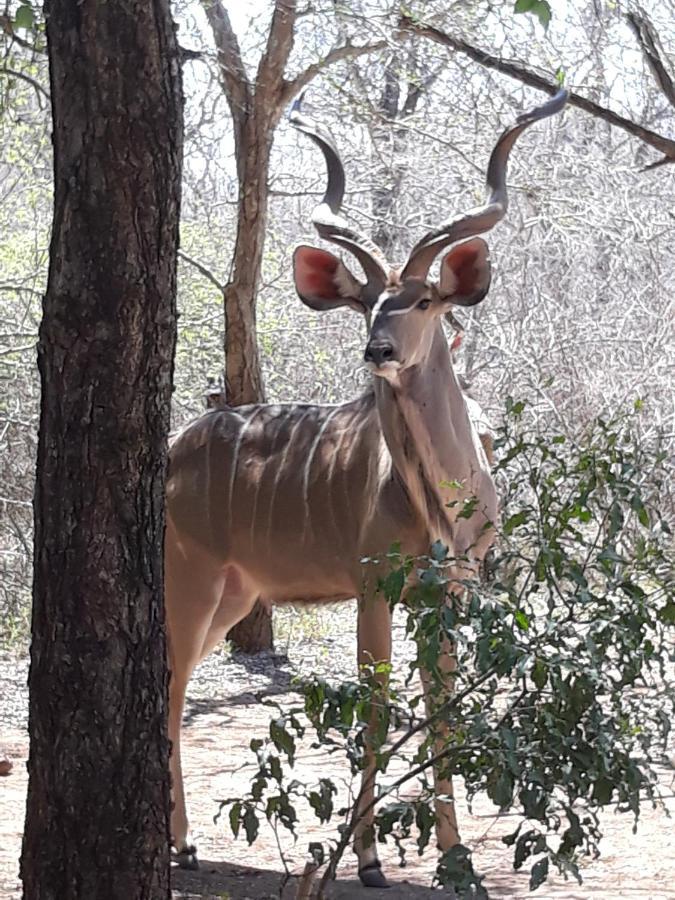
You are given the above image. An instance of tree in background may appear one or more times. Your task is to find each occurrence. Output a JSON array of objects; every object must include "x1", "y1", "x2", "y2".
[
  {"x1": 20, "y1": 1, "x2": 182, "y2": 897},
  {"x1": 197, "y1": 0, "x2": 385, "y2": 652}
]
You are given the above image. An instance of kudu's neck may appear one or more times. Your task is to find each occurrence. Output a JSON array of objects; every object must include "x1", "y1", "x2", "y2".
[{"x1": 374, "y1": 324, "x2": 490, "y2": 554}]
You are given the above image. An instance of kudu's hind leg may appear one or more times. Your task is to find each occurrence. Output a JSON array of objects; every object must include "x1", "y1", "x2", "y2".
[
  {"x1": 354, "y1": 594, "x2": 392, "y2": 888},
  {"x1": 165, "y1": 521, "x2": 228, "y2": 870}
]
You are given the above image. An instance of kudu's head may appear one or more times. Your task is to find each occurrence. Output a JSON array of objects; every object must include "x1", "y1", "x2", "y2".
[{"x1": 291, "y1": 91, "x2": 567, "y2": 381}]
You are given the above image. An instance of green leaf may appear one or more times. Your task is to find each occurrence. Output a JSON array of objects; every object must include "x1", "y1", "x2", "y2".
[
  {"x1": 530, "y1": 856, "x2": 549, "y2": 890},
  {"x1": 608, "y1": 502, "x2": 624, "y2": 540},
  {"x1": 514, "y1": 609, "x2": 529, "y2": 632},
  {"x1": 488, "y1": 769, "x2": 514, "y2": 808},
  {"x1": 229, "y1": 801, "x2": 241, "y2": 838},
  {"x1": 534, "y1": 0, "x2": 552, "y2": 28},
  {"x1": 508, "y1": 398, "x2": 526, "y2": 416},
  {"x1": 598, "y1": 545, "x2": 626, "y2": 565},
  {"x1": 415, "y1": 802, "x2": 436, "y2": 853},
  {"x1": 308, "y1": 778, "x2": 336, "y2": 823},
  {"x1": 620, "y1": 580, "x2": 645, "y2": 600},
  {"x1": 592, "y1": 777, "x2": 614, "y2": 805},
  {"x1": 631, "y1": 493, "x2": 650, "y2": 527},
  {"x1": 514, "y1": 829, "x2": 545, "y2": 869},
  {"x1": 380, "y1": 566, "x2": 405, "y2": 603},
  {"x1": 532, "y1": 658, "x2": 547, "y2": 689},
  {"x1": 14, "y1": 4, "x2": 34, "y2": 29},
  {"x1": 514, "y1": 0, "x2": 551, "y2": 28},
  {"x1": 568, "y1": 561, "x2": 588, "y2": 588},
  {"x1": 657, "y1": 599, "x2": 675, "y2": 625},
  {"x1": 437, "y1": 844, "x2": 485, "y2": 895},
  {"x1": 270, "y1": 717, "x2": 296, "y2": 765},
  {"x1": 458, "y1": 496, "x2": 479, "y2": 519},
  {"x1": 503, "y1": 510, "x2": 528, "y2": 535},
  {"x1": 243, "y1": 805, "x2": 259, "y2": 844}
]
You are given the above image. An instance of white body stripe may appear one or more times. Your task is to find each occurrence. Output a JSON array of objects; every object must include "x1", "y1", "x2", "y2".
[
  {"x1": 227, "y1": 408, "x2": 261, "y2": 533},
  {"x1": 302, "y1": 406, "x2": 343, "y2": 536},
  {"x1": 264, "y1": 408, "x2": 313, "y2": 550}
]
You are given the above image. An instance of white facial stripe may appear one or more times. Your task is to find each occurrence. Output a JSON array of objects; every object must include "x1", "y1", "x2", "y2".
[
  {"x1": 384, "y1": 303, "x2": 417, "y2": 317},
  {"x1": 371, "y1": 290, "x2": 421, "y2": 325},
  {"x1": 370, "y1": 290, "x2": 391, "y2": 324}
]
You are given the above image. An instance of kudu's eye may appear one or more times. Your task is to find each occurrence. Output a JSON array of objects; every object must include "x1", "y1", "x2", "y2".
[{"x1": 417, "y1": 299, "x2": 431, "y2": 310}]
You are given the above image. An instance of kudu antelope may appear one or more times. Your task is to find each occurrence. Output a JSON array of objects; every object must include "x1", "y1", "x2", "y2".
[{"x1": 166, "y1": 90, "x2": 567, "y2": 883}]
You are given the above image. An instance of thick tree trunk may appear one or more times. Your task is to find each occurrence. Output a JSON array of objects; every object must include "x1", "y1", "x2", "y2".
[
  {"x1": 225, "y1": 118, "x2": 274, "y2": 653},
  {"x1": 21, "y1": 2, "x2": 183, "y2": 899}
]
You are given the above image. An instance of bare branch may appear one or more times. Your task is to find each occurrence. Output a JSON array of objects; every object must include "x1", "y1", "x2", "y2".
[
  {"x1": 0, "y1": 14, "x2": 45, "y2": 54},
  {"x1": 0, "y1": 66, "x2": 49, "y2": 104},
  {"x1": 279, "y1": 39, "x2": 388, "y2": 111},
  {"x1": 200, "y1": 0, "x2": 251, "y2": 133},
  {"x1": 0, "y1": 343, "x2": 35, "y2": 357},
  {"x1": 626, "y1": 8, "x2": 675, "y2": 110},
  {"x1": 398, "y1": 15, "x2": 675, "y2": 169},
  {"x1": 0, "y1": 283, "x2": 43, "y2": 297},
  {"x1": 178, "y1": 45, "x2": 203, "y2": 64},
  {"x1": 178, "y1": 249, "x2": 225, "y2": 293}
]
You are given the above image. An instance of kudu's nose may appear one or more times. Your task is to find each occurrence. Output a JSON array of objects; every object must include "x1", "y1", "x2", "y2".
[{"x1": 364, "y1": 341, "x2": 394, "y2": 367}]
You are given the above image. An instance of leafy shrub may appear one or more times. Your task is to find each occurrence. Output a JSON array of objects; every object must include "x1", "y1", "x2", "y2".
[{"x1": 218, "y1": 402, "x2": 674, "y2": 898}]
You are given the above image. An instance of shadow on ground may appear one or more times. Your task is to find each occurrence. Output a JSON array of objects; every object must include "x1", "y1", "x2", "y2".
[{"x1": 171, "y1": 858, "x2": 454, "y2": 899}]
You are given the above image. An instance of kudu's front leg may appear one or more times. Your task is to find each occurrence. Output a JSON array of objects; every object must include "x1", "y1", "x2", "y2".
[{"x1": 354, "y1": 593, "x2": 392, "y2": 888}]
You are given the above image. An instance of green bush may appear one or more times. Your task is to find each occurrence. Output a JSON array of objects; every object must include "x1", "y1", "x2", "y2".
[{"x1": 218, "y1": 402, "x2": 674, "y2": 898}]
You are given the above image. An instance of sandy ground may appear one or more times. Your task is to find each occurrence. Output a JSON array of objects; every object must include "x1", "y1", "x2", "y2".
[{"x1": 2, "y1": 604, "x2": 674, "y2": 899}]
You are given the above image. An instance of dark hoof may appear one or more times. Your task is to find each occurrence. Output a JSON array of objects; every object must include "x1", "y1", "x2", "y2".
[
  {"x1": 358, "y1": 859, "x2": 389, "y2": 889},
  {"x1": 173, "y1": 845, "x2": 199, "y2": 870}
]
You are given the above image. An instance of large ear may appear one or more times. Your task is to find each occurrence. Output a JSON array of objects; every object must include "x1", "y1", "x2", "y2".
[
  {"x1": 438, "y1": 238, "x2": 491, "y2": 307},
  {"x1": 293, "y1": 245, "x2": 366, "y2": 313}
]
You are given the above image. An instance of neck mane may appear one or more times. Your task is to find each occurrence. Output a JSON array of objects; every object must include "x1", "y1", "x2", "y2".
[{"x1": 373, "y1": 324, "x2": 492, "y2": 555}]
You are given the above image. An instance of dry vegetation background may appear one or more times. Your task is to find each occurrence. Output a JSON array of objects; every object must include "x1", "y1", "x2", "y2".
[{"x1": 1, "y1": 0, "x2": 674, "y2": 647}]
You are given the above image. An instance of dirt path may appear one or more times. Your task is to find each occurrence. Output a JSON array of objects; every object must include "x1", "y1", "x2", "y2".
[{"x1": 2, "y1": 608, "x2": 674, "y2": 899}]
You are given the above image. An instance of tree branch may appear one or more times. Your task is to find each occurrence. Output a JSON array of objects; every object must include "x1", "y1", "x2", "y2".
[
  {"x1": 402, "y1": 61, "x2": 444, "y2": 116},
  {"x1": 0, "y1": 66, "x2": 49, "y2": 104},
  {"x1": 200, "y1": 0, "x2": 251, "y2": 135},
  {"x1": 256, "y1": 0, "x2": 298, "y2": 114},
  {"x1": 626, "y1": 9, "x2": 675, "y2": 110},
  {"x1": 398, "y1": 15, "x2": 675, "y2": 170},
  {"x1": 279, "y1": 39, "x2": 388, "y2": 111},
  {"x1": 0, "y1": 14, "x2": 45, "y2": 53},
  {"x1": 177, "y1": 249, "x2": 225, "y2": 293}
]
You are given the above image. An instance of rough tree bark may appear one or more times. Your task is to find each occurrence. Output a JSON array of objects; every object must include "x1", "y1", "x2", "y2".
[
  {"x1": 20, "y1": 2, "x2": 183, "y2": 898},
  {"x1": 200, "y1": 0, "x2": 385, "y2": 652}
]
